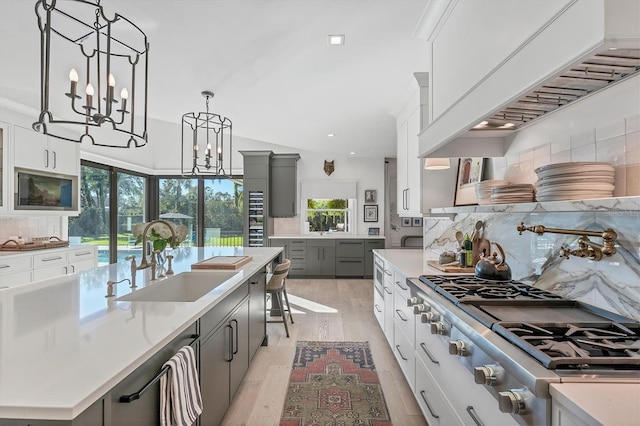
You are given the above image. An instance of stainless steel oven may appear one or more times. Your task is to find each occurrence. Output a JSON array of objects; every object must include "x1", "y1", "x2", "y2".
[{"x1": 373, "y1": 254, "x2": 384, "y2": 297}]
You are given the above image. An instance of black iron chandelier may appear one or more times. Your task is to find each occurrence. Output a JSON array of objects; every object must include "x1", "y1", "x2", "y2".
[
  {"x1": 181, "y1": 91, "x2": 233, "y2": 177},
  {"x1": 33, "y1": 0, "x2": 149, "y2": 148}
]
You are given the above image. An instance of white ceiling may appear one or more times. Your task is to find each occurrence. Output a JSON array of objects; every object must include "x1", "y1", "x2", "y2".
[{"x1": 0, "y1": 0, "x2": 430, "y2": 158}]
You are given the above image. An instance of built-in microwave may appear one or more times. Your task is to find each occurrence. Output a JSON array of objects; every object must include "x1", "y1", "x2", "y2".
[{"x1": 14, "y1": 168, "x2": 78, "y2": 211}]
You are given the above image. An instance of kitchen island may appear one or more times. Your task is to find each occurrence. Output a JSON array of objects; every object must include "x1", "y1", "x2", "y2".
[{"x1": 0, "y1": 246, "x2": 282, "y2": 423}]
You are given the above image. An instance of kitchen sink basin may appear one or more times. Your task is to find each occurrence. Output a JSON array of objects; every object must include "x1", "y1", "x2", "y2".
[{"x1": 117, "y1": 270, "x2": 239, "y2": 302}]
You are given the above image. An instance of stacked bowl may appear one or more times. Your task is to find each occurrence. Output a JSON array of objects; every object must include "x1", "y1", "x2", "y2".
[
  {"x1": 535, "y1": 162, "x2": 615, "y2": 202},
  {"x1": 475, "y1": 180, "x2": 509, "y2": 205}
]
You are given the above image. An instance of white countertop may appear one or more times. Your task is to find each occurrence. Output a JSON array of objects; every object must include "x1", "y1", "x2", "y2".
[
  {"x1": 373, "y1": 249, "x2": 449, "y2": 277},
  {"x1": 269, "y1": 234, "x2": 385, "y2": 239},
  {"x1": 0, "y1": 246, "x2": 282, "y2": 420},
  {"x1": 550, "y1": 383, "x2": 640, "y2": 425}
]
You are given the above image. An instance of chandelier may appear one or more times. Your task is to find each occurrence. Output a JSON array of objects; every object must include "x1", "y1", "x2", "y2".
[
  {"x1": 181, "y1": 91, "x2": 233, "y2": 177},
  {"x1": 33, "y1": 0, "x2": 149, "y2": 148}
]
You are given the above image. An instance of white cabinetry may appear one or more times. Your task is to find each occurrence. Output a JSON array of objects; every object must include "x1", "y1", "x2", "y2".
[
  {"x1": 392, "y1": 268, "x2": 415, "y2": 390},
  {"x1": 0, "y1": 246, "x2": 97, "y2": 288},
  {"x1": 396, "y1": 102, "x2": 422, "y2": 217},
  {"x1": 13, "y1": 125, "x2": 79, "y2": 176},
  {"x1": 0, "y1": 122, "x2": 10, "y2": 212}
]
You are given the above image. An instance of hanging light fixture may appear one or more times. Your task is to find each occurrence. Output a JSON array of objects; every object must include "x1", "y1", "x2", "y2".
[
  {"x1": 181, "y1": 91, "x2": 233, "y2": 177},
  {"x1": 33, "y1": 0, "x2": 149, "y2": 148},
  {"x1": 424, "y1": 158, "x2": 451, "y2": 170}
]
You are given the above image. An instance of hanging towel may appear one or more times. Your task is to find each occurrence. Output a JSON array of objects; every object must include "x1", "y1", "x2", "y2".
[{"x1": 160, "y1": 345, "x2": 203, "y2": 426}]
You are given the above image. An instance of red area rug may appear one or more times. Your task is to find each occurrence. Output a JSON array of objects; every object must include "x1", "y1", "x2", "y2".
[{"x1": 280, "y1": 341, "x2": 392, "y2": 426}]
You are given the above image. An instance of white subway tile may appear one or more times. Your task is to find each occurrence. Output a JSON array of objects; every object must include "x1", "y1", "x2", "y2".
[
  {"x1": 534, "y1": 155, "x2": 551, "y2": 169},
  {"x1": 551, "y1": 149, "x2": 571, "y2": 164},
  {"x1": 626, "y1": 113, "x2": 640, "y2": 133},
  {"x1": 596, "y1": 136, "x2": 626, "y2": 166},
  {"x1": 551, "y1": 137, "x2": 571, "y2": 154},
  {"x1": 613, "y1": 166, "x2": 627, "y2": 197},
  {"x1": 534, "y1": 144, "x2": 551, "y2": 159},
  {"x1": 520, "y1": 149, "x2": 534, "y2": 162},
  {"x1": 571, "y1": 143, "x2": 596, "y2": 162},
  {"x1": 627, "y1": 164, "x2": 640, "y2": 196},
  {"x1": 570, "y1": 130, "x2": 595, "y2": 149},
  {"x1": 595, "y1": 119, "x2": 625, "y2": 141}
]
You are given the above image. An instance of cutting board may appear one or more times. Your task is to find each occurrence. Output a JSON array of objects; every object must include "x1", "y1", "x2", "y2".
[
  {"x1": 427, "y1": 260, "x2": 475, "y2": 273},
  {"x1": 192, "y1": 255, "x2": 253, "y2": 270}
]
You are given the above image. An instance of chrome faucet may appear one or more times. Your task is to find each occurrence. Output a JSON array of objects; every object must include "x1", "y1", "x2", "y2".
[
  {"x1": 125, "y1": 255, "x2": 137, "y2": 288},
  {"x1": 106, "y1": 278, "x2": 131, "y2": 298},
  {"x1": 137, "y1": 220, "x2": 177, "y2": 270}
]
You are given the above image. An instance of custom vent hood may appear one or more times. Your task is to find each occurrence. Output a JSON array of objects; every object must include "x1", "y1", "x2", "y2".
[{"x1": 418, "y1": 0, "x2": 640, "y2": 158}]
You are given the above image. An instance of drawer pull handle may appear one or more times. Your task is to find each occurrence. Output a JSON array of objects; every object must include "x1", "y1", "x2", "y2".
[
  {"x1": 41, "y1": 256, "x2": 63, "y2": 262},
  {"x1": 374, "y1": 304, "x2": 382, "y2": 313},
  {"x1": 383, "y1": 270, "x2": 392, "y2": 276},
  {"x1": 420, "y1": 391, "x2": 439, "y2": 419},
  {"x1": 395, "y1": 280, "x2": 408, "y2": 291},
  {"x1": 395, "y1": 309, "x2": 408, "y2": 322},
  {"x1": 420, "y1": 343, "x2": 439, "y2": 364},
  {"x1": 74, "y1": 251, "x2": 92, "y2": 257},
  {"x1": 395, "y1": 345, "x2": 408, "y2": 361},
  {"x1": 118, "y1": 334, "x2": 200, "y2": 403},
  {"x1": 466, "y1": 406, "x2": 485, "y2": 426},
  {"x1": 339, "y1": 260, "x2": 362, "y2": 263},
  {"x1": 384, "y1": 287, "x2": 392, "y2": 295}
]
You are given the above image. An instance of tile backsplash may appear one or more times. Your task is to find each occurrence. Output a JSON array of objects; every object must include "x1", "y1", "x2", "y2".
[{"x1": 493, "y1": 113, "x2": 640, "y2": 196}]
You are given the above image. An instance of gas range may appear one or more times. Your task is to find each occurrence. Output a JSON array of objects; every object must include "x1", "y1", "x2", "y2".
[{"x1": 410, "y1": 274, "x2": 640, "y2": 425}]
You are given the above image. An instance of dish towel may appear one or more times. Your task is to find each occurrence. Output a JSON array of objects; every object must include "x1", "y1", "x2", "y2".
[{"x1": 160, "y1": 345, "x2": 203, "y2": 426}]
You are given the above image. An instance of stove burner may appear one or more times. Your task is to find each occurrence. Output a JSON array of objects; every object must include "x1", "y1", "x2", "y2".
[{"x1": 493, "y1": 322, "x2": 640, "y2": 369}]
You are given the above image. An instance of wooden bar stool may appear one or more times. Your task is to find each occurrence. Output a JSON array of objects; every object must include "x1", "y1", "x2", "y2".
[{"x1": 266, "y1": 259, "x2": 293, "y2": 337}]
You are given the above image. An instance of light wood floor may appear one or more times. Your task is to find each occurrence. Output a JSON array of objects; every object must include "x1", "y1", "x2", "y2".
[{"x1": 221, "y1": 278, "x2": 428, "y2": 426}]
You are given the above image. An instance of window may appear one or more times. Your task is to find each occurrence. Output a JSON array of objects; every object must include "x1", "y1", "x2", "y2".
[
  {"x1": 203, "y1": 178, "x2": 243, "y2": 246},
  {"x1": 158, "y1": 178, "x2": 198, "y2": 246},
  {"x1": 116, "y1": 171, "x2": 147, "y2": 261},
  {"x1": 306, "y1": 198, "x2": 353, "y2": 233}
]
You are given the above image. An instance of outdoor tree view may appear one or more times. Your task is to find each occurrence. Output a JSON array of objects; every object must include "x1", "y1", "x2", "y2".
[
  {"x1": 307, "y1": 199, "x2": 349, "y2": 232},
  {"x1": 70, "y1": 163, "x2": 244, "y2": 264}
]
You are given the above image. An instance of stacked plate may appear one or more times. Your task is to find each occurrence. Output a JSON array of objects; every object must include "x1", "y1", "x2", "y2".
[
  {"x1": 491, "y1": 183, "x2": 535, "y2": 204},
  {"x1": 475, "y1": 180, "x2": 509, "y2": 205},
  {"x1": 535, "y1": 162, "x2": 615, "y2": 202}
]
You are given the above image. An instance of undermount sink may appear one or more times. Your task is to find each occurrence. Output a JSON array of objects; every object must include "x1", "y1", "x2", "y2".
[{"x1": 117, "y1": 270, "x2": 239, "y2": 302}]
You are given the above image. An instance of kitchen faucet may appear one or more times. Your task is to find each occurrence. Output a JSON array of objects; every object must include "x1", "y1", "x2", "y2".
[
  {"x1": 137, "y1": 220, "x2": 177, "y2": 270},
  {"x1": 125, "y1": 255, "x2": 137, "y2": 288}
]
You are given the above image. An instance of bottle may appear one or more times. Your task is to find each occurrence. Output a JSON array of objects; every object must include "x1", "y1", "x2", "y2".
[{"x1": 463, "y1": 233, "x2": 473, "y2": 267}]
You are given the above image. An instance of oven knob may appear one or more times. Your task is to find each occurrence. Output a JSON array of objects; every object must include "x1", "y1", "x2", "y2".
[
  {"x1": 474, "y1": 365, "x2": 502, "y2": 386},
  {"x1": 448, "y1": 340, "x2": 468, "y2": 356},
  {"x1": 430, "y1": 321, "x2": 446, "y2": 335},
  {"x1": 498, "y1": 390, "x2": 529, "y2": 415},
  {"x1": 413, "y1": 303, "x2": 431, "y2": 314},
  {"x1": 421, "y1": 311, "x2": 439, "y2": 323},
  {"x1": 406, "y1": 297, "x2": 423, "y2": 307}
]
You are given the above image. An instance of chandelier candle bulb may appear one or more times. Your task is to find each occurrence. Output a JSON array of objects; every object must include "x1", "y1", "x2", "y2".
[
  {"x1": 85, "y1": 83, "x2": 94, "y2": 109},
  {"x1": 68, "y1": 68, "x2": 78, "y2": 97}
]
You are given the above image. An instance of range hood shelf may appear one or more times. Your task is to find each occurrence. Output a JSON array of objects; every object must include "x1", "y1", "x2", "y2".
[{"x1": 475, "y1": 49, "x2": 640, "y2": 131}]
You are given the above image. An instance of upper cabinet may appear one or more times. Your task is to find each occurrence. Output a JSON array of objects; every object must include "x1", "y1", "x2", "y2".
[
  {"x1": 0, "y1": 121, "x2": 9, "y2": 212},
  {"x1": 419, "y1": 0, "x2": 640, "y2": 157},
  {"x1": 270, "y1": 153, "x2": 300, "y2": 218},
  {"x1": 396, "y1": 105, "x2": 422, "y2": 217},
  {"x1": 13, "y1": 125, "x2": 79, "y2": 176}
]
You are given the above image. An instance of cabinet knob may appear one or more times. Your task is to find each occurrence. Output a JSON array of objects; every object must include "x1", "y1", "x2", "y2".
[
  {"x1": 413, "y1": 303, "x2": 430, "y2": 314},
  {"x1": 498, "y1": 390, "x2": 529, "y2": 415},
  {"x1": 430, "y1": 321, "x2": 445, "y2": 335},
  {"x1": 406, "y1": 296, "x2": 423, "y2": 307},
  {"x1": 448, "y1": 339, "x2": 468, "y2": 356},
  {"x1": 421, "y1": 311, "x2": 439, "y2": 323}
]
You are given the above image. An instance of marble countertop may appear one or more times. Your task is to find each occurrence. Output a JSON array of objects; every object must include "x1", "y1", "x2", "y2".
[
  {"x1": 550, "y1": 383, "x2": 640, "y2": 425},
  {"x1": 0, "y1": 246, "x2": 282, "y2": 420},
  {"x1": 373, "y1": 249, "x2": 459, "y2": 277},
  {"x1": 269, "y1": 234, "x2": 385, "y2": 239}
]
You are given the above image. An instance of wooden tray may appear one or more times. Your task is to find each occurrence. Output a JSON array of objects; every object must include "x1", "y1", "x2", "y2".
[
  {"x1": 0, "y1": 239, "x2": 69, "y2": 251},
  {"x1": 192, "y1": 255, "x2": 253, "y2": 270},
  {"x1": 427, "y1": 260, "x2": 475, "y2": 273}
]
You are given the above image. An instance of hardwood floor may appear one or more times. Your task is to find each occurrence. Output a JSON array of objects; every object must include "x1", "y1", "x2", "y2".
[{"x1": 221, "y1": 278, "x2": 428, "y2": 426}]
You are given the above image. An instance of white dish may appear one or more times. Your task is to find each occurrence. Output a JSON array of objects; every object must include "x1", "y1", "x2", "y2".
[
  {"x1": 536, "y1": 175, "x2": 615, "y2": 186},
  {"x1": 535, "y1": 182, "x2": 614, "y2": 193},
  {"x1": 536, "y1": 164, "x2": 614, "y2": 178}
]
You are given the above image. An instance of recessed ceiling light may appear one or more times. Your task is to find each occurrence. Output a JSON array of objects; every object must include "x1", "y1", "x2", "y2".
[
  {"x1": 502, "y1": 122, "x2": 515, "y2": 128},
  {"x1": 350, "y1": 151, "x2": 355, "y2": 155},
  {"x1": 608, "y1": 47, "x2": 618, "y2": 51},
  {"x1": 328, "y1": 34, "x2": 345, "y2": 46},
  {"x1": 473, "y1": 120, "x2": 489, "y2": 129},
  {"x1": 327, "y1": 133, "x2": 335, "y2": 137}
]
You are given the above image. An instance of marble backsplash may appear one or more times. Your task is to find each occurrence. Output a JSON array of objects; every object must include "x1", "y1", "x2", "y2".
[{"x1": 423, "y1": 198, "x2": 640, "y2": 321}]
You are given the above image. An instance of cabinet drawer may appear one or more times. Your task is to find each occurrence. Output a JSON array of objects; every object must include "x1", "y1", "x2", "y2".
[
  {"x1": 394, "y1": 322, "x2": 415, "y2": 391},
  {"x1": 0, "y1": 270, "x2": 32, "y2": 288},
  {"x1": 290, "y1": 255, "x2": 306, "y2": 264},
  {"x1": 0, "y1": 255, "x2": 32, "y2": 275},
  {"x1": 374, "y1": 289, "x2": 384, "y2": 329},
  {"x1": 200, "y1": 282, "x2": 249, "y2": 338},
  {"x1": 335, "y1": 258, "x2": 364, "y2": 276},
  {"x1": 365, "y1": 239, "x2": 385, "y2": 250},
  {"x1": 290, "y1": 239, "x2": 306, "y2": 247},
  {"x1": 289, "y1": 264, "x2": 307, "y2": 276},
  {"x1": 335, "y1": 239, "x2": 364, "y2": 257},
  {"x1": 415, "y1": 357, "x2": 461, "y2": 425},
  {"x1": 307, "y1": 239, "x2": 334, "y2": 248},
  {"x1": 289, "y1": 246, "x2": 307, "y2": 256},
  {"x1": 68, "y1": 246, "x2": 96, "y2": 261},
  {"x1": 32, "y1": 251, "x2": 68, "y2": 269},
  {"x1": 33, "y1": 264, "x2": 68, "y2": 282}
]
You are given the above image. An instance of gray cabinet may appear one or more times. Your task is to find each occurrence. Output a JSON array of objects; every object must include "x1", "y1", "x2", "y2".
[
  {"x1": 248, "y1": 268, "x2": 267, "y2": 360},
  {"x1": 110, "y1": 323, "x2": 199, "y2": 426},
  {"x1": 288, "y1": 239, "x2": 307, "y2": 276},
  {"x1": 335, "y1": 239, "x2": 364, "y2": 277},
  {"x1": 307, "y1": 240, "x2": 335, "y2": 277},
  {"x1": 241, "y1": 151, "x2": 273, "y2": 247},
  {"x1": 270, "y1": 154, "x2": 300, "y2": 218}
]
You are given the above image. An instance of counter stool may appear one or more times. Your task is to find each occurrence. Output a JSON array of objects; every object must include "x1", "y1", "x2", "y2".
[{"x1": 266, "y1": 259, "x2": 293, "y2": 337}]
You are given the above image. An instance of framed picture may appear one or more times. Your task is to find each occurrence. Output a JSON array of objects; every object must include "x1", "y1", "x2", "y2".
[
  {"x1": 364, "y1": 205, "x2": 378, "y2": 222},
  {"x1": 401, "y1": 217, "x2": 412, "y2": 227},
  {"x1": 454, "y1": 157, "x2": 485, "y2": 206},
  {"x1": 364, "y1": 189, "x2": 376, "y2": 204},
  {"x1": 412, "y1": 217, "x2": 423, "y2": 227},
  {"x1": 368, "y1": 227, "x2": 380, "y2": 236}
]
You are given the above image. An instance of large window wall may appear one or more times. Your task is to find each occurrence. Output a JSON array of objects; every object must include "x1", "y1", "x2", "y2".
[{"x1": 72, "y1": 160, "x2": 244, "y2": 265}]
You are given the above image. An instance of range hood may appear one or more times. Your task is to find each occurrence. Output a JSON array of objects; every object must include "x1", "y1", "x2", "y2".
[
  {"x1": 472, "y1": 48, "x2": 640, "y2": 131},
  {"x1": 418, "y1": 0, "x2": 640, "y2": 159}
]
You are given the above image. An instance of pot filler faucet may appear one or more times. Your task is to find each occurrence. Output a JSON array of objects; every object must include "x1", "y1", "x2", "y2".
[{"x1": 517, "y1": 222, "x2": 617, "y2": 261}]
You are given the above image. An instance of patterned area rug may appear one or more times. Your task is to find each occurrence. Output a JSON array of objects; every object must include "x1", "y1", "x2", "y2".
[{"x1": 280, "y1": 341, "x2": 392, "y2": 426}]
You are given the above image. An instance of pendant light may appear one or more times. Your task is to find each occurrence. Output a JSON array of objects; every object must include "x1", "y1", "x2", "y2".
[{"x1": 424, "y1": 158, "x2": 451, "y2": 170}]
